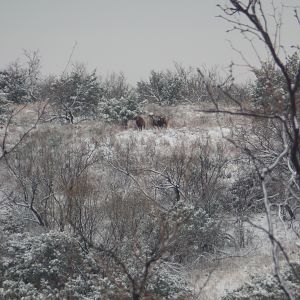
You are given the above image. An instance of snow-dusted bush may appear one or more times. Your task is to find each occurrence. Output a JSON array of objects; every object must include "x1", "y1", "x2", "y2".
[
  {"x1": 95, "y1": 192, "x2": 194, "y2": 299},
  {"x1": 96, "y1": 71, "x2": 143, "y2": 125},
  {"x1": 2, "y1": 131, "x2": 195, "y2": 298},
  {"x1": 0, "y1": 210, "x2": 26, "y2": 235},
  {"x1": 0, "y1": 228, "x2": 192, "y2": 299},
  {"x1": 0, "y1": 50, "x2": 41, "y2": 104},
  {"x1": 98, "y1": 94, "x2": 141, "y2": 125},
  {"x1": 136, "y1": 64, "x2": 247, "y2": 105},
  {"x1": 137, "y1": 69, "x2": 184, "y2": 105},
  {"x1": 251, "y1": 52, "x2": 300, "y2": 111},
  {"x1": 49, "y1": 64, "x2": 102, "y2": 123},
  {"x1": 222, "y1": 263, "x2": 300, "y2": 300},
  {"x1": 0, "y1": 231, "x2": 108, "y2": 299},
  {"x1": 173, "y1": 206, "x2": 224, "y2": 261},
  {"x1": 225, "y1": 167, "x2": 263, "y2": 214},
  {"x1": 148, "y1": 262, "x2": 191, "y2": 298}
]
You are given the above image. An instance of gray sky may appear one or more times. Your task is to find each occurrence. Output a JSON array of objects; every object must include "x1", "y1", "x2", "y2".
[{"x1": 0, "y1": 0, "x2": 299, "y2": 84}]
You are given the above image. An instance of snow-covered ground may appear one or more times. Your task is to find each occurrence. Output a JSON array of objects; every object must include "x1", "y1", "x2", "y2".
[{"x1": 1, "y1": 103, "x2": 299, "y2": 299}]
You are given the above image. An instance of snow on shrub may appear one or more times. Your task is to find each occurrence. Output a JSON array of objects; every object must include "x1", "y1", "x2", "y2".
[
  {"x1": 222, "y1": 263, "x2": 300, "y2": 300},
  {"x1": 98, "y1": 95, "x2": 141, "y2": 125},
  {"x1": 0, "y1": 231, "x2": 106, "y2": 299}
]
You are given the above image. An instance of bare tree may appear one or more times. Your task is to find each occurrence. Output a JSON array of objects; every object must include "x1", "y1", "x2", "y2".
[{"x1": 197, "y1": 1, "x2": 300, "y2": 298}]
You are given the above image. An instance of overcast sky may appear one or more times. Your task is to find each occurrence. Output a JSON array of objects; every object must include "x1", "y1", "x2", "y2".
[{"x1": 0, "y1": 0, "x2": 299, "y2": 84}]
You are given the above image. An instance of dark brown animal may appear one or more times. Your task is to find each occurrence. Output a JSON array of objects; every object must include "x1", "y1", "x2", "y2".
[
  {"x1": 149, "y1": 114, "x2": 168, "y2": 128},
  {"x1": 134, "y1": 116, "x2": 145, "y2": 130}
]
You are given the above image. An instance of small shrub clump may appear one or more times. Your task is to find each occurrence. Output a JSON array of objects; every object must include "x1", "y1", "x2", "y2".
[
  {"x1": 0, "y1": 231, "x2": 108, "y2": 299},
  {"x1": 222, "y1": 263, "x2": 300, "y2": 300}
]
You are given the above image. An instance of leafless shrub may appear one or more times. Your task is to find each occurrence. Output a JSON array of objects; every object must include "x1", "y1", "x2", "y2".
[
  {"x1": 2, "y1": 128, "x2": 101, "y2": 242},
  {"x1": 102, "y1": 135, "x2": 231, "y2": 260}
]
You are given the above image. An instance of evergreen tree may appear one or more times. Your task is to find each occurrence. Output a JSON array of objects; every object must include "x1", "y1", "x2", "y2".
[{"x1": 50, "y1": 64, "x2": 102, "y2": 123}]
